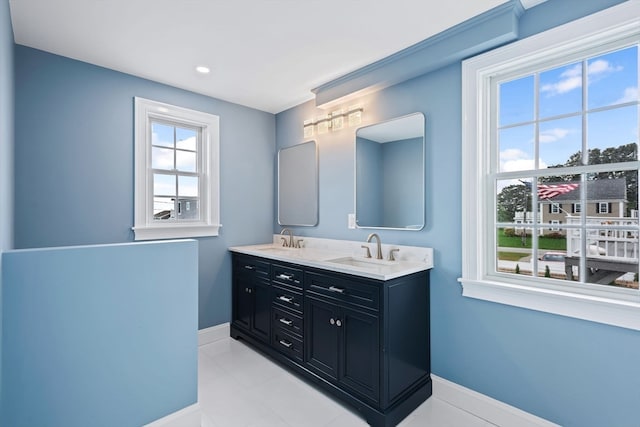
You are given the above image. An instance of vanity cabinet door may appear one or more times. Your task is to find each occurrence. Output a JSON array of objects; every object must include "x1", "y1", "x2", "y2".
[
  {"x1": 305, "y1": 293, "x2": 380, "y2": 404},
  {"x1": 232, "y1": 254, "x2": 271, "y2": 343},
  {"x1": 305, "y1": 295, "x2": 340, "y2": 381},
  {"x1": 340, "y1": 306, "x2": 379, "y2": 403},
  {"x1": 252, "y1": 280, "x2": 271, "y2": 342}
]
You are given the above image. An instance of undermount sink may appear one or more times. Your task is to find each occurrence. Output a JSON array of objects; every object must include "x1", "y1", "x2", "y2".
[
  {"x1": 256, "y1": 246, "x2": 299, "y2": 255},
  {"x1": 326, "y1": 257, "x2": 396, "y2": 269}
]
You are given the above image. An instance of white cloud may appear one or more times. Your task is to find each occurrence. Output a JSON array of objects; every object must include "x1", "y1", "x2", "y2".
[
  {"x1": 539, "y1": 127, "x2": 571, "y2": 143},
  {"x1": 615, "y1": 86, "x2": 638, "y2": 104},
  {"x1": 499, "y1": 148, "x2": 548, "y2": 173},
  {"x1": 540, "y1": 59, "x2": 623, "y2": 97}
]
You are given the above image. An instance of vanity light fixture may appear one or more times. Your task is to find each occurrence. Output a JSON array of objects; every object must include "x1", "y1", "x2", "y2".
[
  {"x1": 302, "y1": 105, "x2": 364, "y2": 137},
  {"x1": 303, "y1": 120, "x2": 315, "y2": 138},
  {"x1": 316, "y1": 114, "x2": 331, "y2": 135}
]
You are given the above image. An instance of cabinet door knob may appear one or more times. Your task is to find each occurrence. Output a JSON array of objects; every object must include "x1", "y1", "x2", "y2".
[
  {"x1": 329, "y1": 318, "x2": 335, "y2": 325},
  {"x1": 336, "y1": 319, "x2": 342, "y2": 327}
]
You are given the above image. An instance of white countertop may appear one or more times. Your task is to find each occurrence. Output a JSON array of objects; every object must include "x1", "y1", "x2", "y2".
[{"x1": 229, "y1": 237, "x2": 433, "y2": 281}]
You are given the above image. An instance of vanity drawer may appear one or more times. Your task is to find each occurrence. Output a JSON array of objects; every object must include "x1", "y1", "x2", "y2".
[
  {"x1": 305, "y1": 271, "x2": 379, "y2": 311},
  {"x1": 272, "y1": 263, "x2": 303, "y2": 290},
  {"x1": 272, "y1": 328, "x2": 303, "y2": 363},
  {"x1": 272, "y1": 284, "x2": 303, "y2": 314},
  {"x1": 272, "y1": 306, "x2": 303, "y2": 337},
  {"x1": 234, "y1": 255, "x2": 270, "y2": 280}
]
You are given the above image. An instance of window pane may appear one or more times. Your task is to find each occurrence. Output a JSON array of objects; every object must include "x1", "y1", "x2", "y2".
[
  {"x1": 153, "y1": 196, "x2": 174, "y2": 220},
  {"x1": 152, "y1": 122, "x2": 174, "y2": 148},
  {"x1": 176, "y1": 128, "x2": 197, "y2": 151},
  {"x1": 539, "y1": 61, "x2": 583, "y2": 119},
  {"x1": 588, "y1": 46, "x2": 638, "y2": 110},
  {"x1": 499, "y1": 76, "x2": 534, "y2": 126},
  {"x1": 586, "y1": 170, "x2": 637, "y2": 218},
  {"x1": 178, "y1": 175, "x2": 198, "y2": 198},
  {"x1": 539, "y1": 116, "x2": 582, "y2": 167},
  {"x1": 497, "y1": 178, "x2": 532, "y2": 224},
  {"x1": 152, "y1": 147, "x2": 175, "y2": 170},
  {"x1": 496, "y1": 227, "x2": 533, "y2": 277},
  {"x1": 176, "y1": 150, "x2": 197, "y2": 172},
  {"x1": 498, "y1": 124, "x2": 535, "y2": 172},
  {"x1": 587, "y1": 105, "x2": 638, "y2": 165},
  {"x1": 154, "y1": 173, "x2": 175, "y2": 197}
]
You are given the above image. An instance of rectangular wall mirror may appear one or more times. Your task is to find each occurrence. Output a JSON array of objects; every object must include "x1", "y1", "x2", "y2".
[
  {"x1": 278, "y1": 140, "x2": 318, "y2": 226},
  {"x1": 355, "y1": 113, "x2": 425, "y2": 230}
]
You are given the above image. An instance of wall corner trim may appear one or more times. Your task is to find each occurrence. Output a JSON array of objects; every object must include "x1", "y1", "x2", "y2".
[
  {"x1": 312, "y1": 0, "x2": 522, "y2": 108},
  {"x1": 432, "y1": 375, "x2": 560, "y2": 427}
]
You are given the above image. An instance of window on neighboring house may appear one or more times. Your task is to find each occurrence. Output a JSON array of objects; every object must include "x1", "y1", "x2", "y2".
[
  {"x1": 550, "y1": 220, "x2": 561, "y2": 231},
  {"x1": 461, "y1": 2, "x2": 640, "y2": 331},
  {"x1": 598, "y1": 202, "x2": 611, "y2": 214},
  {"x1": 133, "y1": 97, "x2": 220, "y2": 240}
]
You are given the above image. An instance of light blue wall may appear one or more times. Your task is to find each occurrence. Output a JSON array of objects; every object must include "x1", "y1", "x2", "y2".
[
  {"x1": 382, "y1": 137, "x2": 422, "y2": 227},
  {"x1": 275, "y1": 1, "x2": 638, "y2": 426},
  {"x1": 2, "y1": 240, "x2": 198, "y2": 427},
  {"x1": 0, "y1": 0, "x2": 15, "y2": 408},
  {"x1": 13, "y1": 46, "x2": 276, "y2": 329}
]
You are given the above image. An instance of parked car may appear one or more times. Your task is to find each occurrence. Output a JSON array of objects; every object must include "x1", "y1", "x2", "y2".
[{"x1": 539, "y1": 252, "x2": 566, "y2": 262}]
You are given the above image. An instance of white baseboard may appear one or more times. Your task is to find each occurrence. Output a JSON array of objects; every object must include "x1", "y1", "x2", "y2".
[
  {"x1": 198, "y1": 322, "x2": 230, "y2": 346},
  {"x1": 143, "y1": 403, "x2": 202, "y2": 427},
  {"x1": 432, "y1": 375, "x2": 559, "y2": 427}
]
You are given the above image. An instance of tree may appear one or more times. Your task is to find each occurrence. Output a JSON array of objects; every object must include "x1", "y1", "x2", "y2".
[{"x1": 497, "y1": 184, "x2": 531, "y2": 222}]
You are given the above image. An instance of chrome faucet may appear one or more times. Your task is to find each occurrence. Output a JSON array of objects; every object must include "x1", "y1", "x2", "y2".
[
  {"x1": 366, "y1": 233, "x2": 383, "y2": 260},
  {"x1": 280, "y1": 228, "x2": 294, "y2": 247}
]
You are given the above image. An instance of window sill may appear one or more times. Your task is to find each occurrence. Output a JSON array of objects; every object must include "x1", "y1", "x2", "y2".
[
  {"x1": 133, "y1": 224, "x2": 221, "y2": 241},
  {"x1": 458, "y1": 278, "x2": 640, "y2": 331}
]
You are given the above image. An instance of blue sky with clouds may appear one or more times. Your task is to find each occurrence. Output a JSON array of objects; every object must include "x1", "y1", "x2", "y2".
[{"x1": 498, "y1": 45, "x2": 638, "y2": 173}]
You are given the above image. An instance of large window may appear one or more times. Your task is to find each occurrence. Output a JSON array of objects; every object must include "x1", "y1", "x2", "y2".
[
  {"x1": 461, "y1": 2, "x2": 640, "y2": 330},
  {"x1": 133, "y1": 97, "x2": 220, "y2": 240}
]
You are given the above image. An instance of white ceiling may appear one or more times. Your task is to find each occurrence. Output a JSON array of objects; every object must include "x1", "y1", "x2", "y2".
[{"x1": 9, "y1": 0, "x2": 541, "y2": 114}]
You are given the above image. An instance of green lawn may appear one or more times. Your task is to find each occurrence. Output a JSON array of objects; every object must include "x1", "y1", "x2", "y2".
[
  {"x1": 498, "y1": 251, "x2": 528, "y2": 261},
  {"x1": 498, "y1": 230, "x2": 567, "y2": 250}
]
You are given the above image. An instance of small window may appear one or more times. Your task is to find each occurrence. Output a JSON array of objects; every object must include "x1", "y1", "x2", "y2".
[
  {"x1": 574, "y1": 203, "x2": 581, "y2": 213},
  {"x1": 133, "y1": 97, "x2": 220, "y2": 240},
  {"x1": 549, "y1": 220, "x2": 561, "y2": 231},
  {"x1": 598, "y1": 202, "x2": 610, "y2": 214},
  {"x1": 550, "y1": 203, "x2": 560, "y2": 214}
]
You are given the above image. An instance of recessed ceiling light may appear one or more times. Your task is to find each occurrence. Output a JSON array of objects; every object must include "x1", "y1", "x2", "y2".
[{"x1": 195, "y1": 66, "x2": 210, "y2": 74}]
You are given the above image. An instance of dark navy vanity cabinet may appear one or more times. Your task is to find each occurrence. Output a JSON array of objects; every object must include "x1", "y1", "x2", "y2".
[{"x1": 230, "y1": 253, "x2": 432, "y2": 427}]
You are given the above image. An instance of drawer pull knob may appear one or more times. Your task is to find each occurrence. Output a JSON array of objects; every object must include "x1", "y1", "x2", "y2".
[
  {"x1": 329, "y1": 286, "x2": 345, "y2": 294},
  {"x1": 279, "y1": 339, "x2": 293, "y2": 348},
  {"x1": 330, "y1": 318, "x2": 335, "y2": 325},
  {"x1": 278, "y1": 295, "x2": 294, "y2": 303},
  {"x1": 279, "y1": 318, "x2": 293, "y2": 326},
  {"x1": 244, "y1": 265, "x2": 255, "y2": 270},
  {"x1": 277, "y1": 273, "x2": 294, "y2": 280},
  {"x1": 336, "y1": 319, "x2": 342, "y2": 327}
]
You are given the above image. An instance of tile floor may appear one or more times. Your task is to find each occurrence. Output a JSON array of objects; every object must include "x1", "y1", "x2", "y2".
[{"x1": 198, "y1": 337, "x2": 495, "y2": 427}]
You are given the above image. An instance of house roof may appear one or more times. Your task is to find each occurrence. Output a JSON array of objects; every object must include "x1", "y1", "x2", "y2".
[{"x1": 545, "y1": 178, "x2": 627, "y2": 202}]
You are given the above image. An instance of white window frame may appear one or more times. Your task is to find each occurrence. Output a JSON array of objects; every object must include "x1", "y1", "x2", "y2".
[
  {"x1": 133, "y1": 97, "x2": 221, "y2": 240},
  {"x1": 550, "y1": 203, "x2": 560, "y2": 214},
  {"x1": 574, "y1": 202, "x2": 581, "y2": 214},
  {"x1": 460, "y1": 1, "x2": 640, "y2": 331},
  {"x1": 598, "y1": 202, "x2": 610, "y2": 214},
  {"x1": 549, "y1": 220, "x2": 560, "y2": 232}
]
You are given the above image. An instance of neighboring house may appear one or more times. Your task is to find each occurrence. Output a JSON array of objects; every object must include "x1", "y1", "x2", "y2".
[
  {"x1": 514, "y1": 178, "x2": 628, "y2": 235},
  {"x1": 153, "y1": 198, "x2": 199, "y2": 221}
]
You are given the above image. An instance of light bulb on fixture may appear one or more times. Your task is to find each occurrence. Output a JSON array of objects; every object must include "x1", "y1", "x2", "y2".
[
  {"x1": 316, "y1": 115, "x2": 331, "y2": 134},
  {"x1": 303, "y1": 120, "x2": 315, "y2": 138},
  {"x1": 331, "y1": 109, "x2": 345, "y2": 131},
  {"x1": 347, "y1": 105, "x2": 363, "y2": 127}
]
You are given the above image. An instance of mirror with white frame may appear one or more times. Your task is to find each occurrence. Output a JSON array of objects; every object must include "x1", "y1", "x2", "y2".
[
  {"x1": 278, "y1": 140, "x2": 318, "y2": 226},
  {"x1": 355, "y1": 113, "x2": 425, "y2": 230}
]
